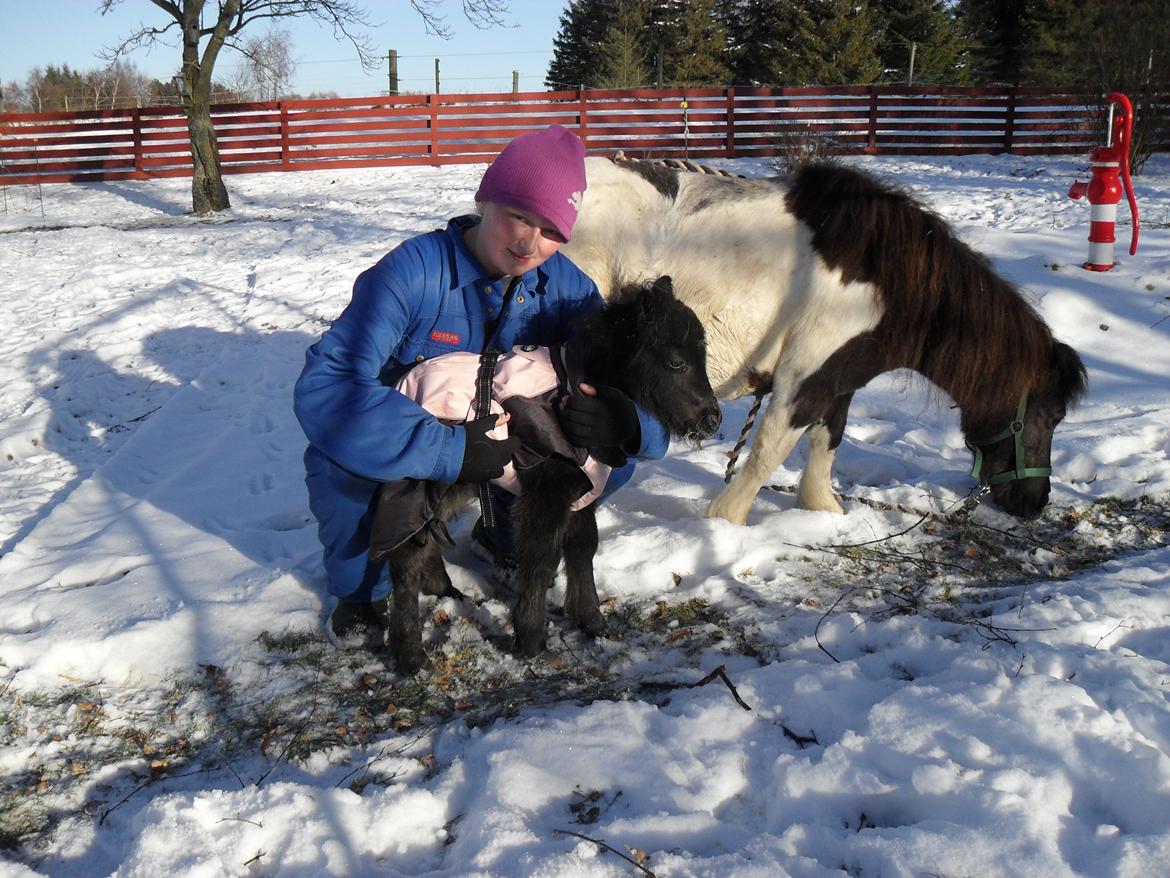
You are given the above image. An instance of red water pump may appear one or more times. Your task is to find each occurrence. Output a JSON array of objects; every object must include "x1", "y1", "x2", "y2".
[{"x1": 1068, "y1": 91, "x2": 1140, "y2": 271}]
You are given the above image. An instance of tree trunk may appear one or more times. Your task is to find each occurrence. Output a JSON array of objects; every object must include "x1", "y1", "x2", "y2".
[
  {"x1": 186, "y1": 97, "x2": 230, "y2": 214},
  {"x1": 178, "y1": 0, "x2": 236, "y2": 215}
]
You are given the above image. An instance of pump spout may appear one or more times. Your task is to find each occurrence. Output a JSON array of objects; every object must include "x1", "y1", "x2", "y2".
[{"x1": 1068, "y1": 180, "x2": 1088, "y2": 200}]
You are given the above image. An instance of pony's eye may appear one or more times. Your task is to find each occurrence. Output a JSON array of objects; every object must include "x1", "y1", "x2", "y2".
[{"x1": 666, "y1": 358, "x2": 687, "y2": 372}]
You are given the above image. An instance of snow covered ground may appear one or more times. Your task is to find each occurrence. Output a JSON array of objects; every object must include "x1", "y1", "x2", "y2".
[{"x1": 1, "y1": 151, "x2": 1168, "y2": 877}]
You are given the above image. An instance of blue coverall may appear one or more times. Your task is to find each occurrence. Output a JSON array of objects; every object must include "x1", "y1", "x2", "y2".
[{"x1": 294, "y1": 216, "x2": 668, "y2": 602}]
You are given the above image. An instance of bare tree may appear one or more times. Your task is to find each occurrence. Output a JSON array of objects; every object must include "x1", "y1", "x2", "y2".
[
  {"x1": 225, "y1": 25, "x2": 295, "y2": 101},
  {"x1": 102, "y1": 1, "x2": 512, "y2": 215}
]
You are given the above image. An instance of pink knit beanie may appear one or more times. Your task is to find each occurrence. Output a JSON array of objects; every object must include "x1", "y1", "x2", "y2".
[{"x1": 474, "y1": 125, "x2": 587, "y2": 241}]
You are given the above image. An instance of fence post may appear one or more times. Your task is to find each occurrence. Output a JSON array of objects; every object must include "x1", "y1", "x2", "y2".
[
  {"x1": 428, "y1": 93, "x2": 439, "y2": 165},
  {"x1": 279, "y1": 100, "x2": 291, "y2": 169},
  {"x1": 725, "y1": 86, "x2": 736, "y2": 157},
  {"x1": 1004, "y1": 86, "x2": 1017, "y2": 154},
  {"x1": 577, "y1": 87, "x2": 588, "y2": 149},
  {"x1": 131, "y1": 107, "x2": 145, "y2": 179},
  {"x1": 867, "y1": 85, "x2": 879, "y2": 154}
]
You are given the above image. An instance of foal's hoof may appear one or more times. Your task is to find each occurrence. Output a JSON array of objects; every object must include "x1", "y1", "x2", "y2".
[
  {"x1": 420, "y1": 568, "x2": 456, "y2": 598},
  {"x1": 573, "y1": 610, "x2": 607, "y2": 639},
  {"x1": 514, "y1": 631, "x2": 547, "y2": 658},
  {"x1": 391, "y1": 643, "x2": 431, "y2": 676},
  {"x1": 438, "y1": 582, "x2": 468, "y2": 602}
]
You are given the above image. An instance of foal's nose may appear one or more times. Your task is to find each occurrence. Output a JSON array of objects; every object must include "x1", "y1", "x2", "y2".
[{"x1": 699, "y1": 405, "x2": 722, "y2": 438}]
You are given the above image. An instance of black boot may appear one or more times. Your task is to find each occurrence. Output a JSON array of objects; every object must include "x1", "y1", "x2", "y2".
[{"x1": 328, "y1": 597, "x2": 390, "y2": 650}]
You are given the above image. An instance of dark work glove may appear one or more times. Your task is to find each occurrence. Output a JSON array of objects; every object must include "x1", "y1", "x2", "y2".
[
  {"x1": 559, "y1": 384, "x2": 641, "y2": 466},
  {"x1": 457, "y1": 416, "x2": 520, "y2": 484}
]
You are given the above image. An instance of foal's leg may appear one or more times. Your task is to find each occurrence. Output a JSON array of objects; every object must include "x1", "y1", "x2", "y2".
[
  {"x1": 418, "y1": 484, "x2": 474, "y2": 600},
  {"x1": 386, "y1": 537, "x2": 432, "y2": 675},
  {"x1": 562, "y1": 505, "x2": 606, "y2": 638},
  {"x1": 706, "y1": 394, "x2": 807, "y2": 525},
  {"x1": 512, "y1": 459, "x2": 582, "y2": 657},
  {"x1": 795, "y1": 392, "x2": 853, "y2": 514}
]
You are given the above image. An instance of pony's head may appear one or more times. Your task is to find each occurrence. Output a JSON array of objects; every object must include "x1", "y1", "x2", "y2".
[
  {"x1": 965, "y1": 341, "x2": 1087, "y2": 518},
  {"x1": 582, "y1": 275, "x2": 722, "y2": 443}
]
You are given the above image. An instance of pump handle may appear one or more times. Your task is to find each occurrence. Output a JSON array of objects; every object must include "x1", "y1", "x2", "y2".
[{"x1": 1107, "y1": 91, "x2": 1140, "y2": 255}]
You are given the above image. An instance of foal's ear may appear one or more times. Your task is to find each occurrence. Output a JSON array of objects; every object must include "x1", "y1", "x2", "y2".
[
  {"x1": 650, "y1": 275, "x2": 675, "y2": 299},
  {"x1": 638, "y1": 275, "x2": 675, "y2": 323}
]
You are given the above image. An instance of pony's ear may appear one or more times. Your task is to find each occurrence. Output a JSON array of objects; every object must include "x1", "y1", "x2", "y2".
[{"x1": 1050, "y1": 341, "x2": 1088, "y2": 406}]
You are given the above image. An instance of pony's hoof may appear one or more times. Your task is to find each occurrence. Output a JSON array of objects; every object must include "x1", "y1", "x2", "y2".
[
  {"x1": 795, "y1": 493, "x2": 845, "y2": 515},
  {"x1": 705, "y1": 495, "x2": 750, "y2": 525}
]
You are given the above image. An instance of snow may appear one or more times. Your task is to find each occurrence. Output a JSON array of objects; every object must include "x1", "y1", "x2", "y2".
[{"x1": 1, "y1": 151, "x2": 1169, "y2": 877}]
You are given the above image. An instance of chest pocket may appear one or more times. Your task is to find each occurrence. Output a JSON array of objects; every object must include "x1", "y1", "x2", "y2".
[{"x1": 394, "y1": 314, "x2": 473, "y2": 366}]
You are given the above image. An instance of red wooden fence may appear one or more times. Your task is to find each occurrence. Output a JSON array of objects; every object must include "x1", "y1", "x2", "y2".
[{"x1": 0, "y1": 85, "x2": 1115, "y2": 186}]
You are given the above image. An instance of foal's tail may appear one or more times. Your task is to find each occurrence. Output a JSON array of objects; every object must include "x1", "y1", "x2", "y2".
[{"x1": 784, "y1": 162, "x2": 1075, "y2": 424}]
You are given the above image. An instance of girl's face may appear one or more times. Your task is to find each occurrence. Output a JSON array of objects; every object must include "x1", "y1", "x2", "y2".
[{"x1": 467, "y1": 202, "x2": 566, "y2": 278}]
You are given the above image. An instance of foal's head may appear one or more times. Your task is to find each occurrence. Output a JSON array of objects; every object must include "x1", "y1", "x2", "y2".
[
  {"x1": 965, "y1": 341, "x2": 1087, "y2": 518},
  {"x1": 584, "y1": 275, "x2": 722, "y2": 442}
]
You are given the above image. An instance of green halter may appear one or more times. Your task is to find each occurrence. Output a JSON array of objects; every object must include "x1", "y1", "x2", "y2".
[{"x1": 967, "y1": 392, "x2": 1053, "y2": 486}]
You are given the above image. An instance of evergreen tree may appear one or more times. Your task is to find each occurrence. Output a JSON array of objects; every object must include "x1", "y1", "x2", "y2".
[
  {"x1": 1019, "y1": 0, "x2": 1086, "y2": 85},
  {"x1": 791, "y1": 0, "x2": 884, "y2": 85},
  {"x1": 873, "y1": 0, "x2": 968, "y2": 85},
  {"x1": 661, "y1": 0, "x2": 730, "y2": 85},
  {"x1": 719, "y1": 0, "x2": 812, "y2": 86},
  {"x1": 545, "y1": 0, "x2": 620, "y2": 90},
  {"x1": 25, "y1": 64, "x2": 88, "y2": 111},
  {"x1": 597, "y1": 1, "x2": 653, "y2": 88},
  {"x1": 955, "y1": 0, "x2": 1044, "y2": 84}
]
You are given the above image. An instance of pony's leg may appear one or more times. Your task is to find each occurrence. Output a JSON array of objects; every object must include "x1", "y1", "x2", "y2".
[
  {"x1": 706, "y1": 395, "x2": 807, "y2": 525},
  {"x1": 562, "y1": 505, "x2": 606, "y2": 638},
  {"x1": 795, "y1": 392, "x2": 853, "y2": 514},
  {"x1": 512, "y1": 460, "x2": 580, "y2": 657},
  {"x1": 386, "y1": 537, "x2": 432, "y2": 675}
]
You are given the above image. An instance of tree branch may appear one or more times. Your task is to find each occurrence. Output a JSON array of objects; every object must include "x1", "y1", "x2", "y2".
[{"x1": 461, "y1": 0, "x2": 511, "y2": 30}]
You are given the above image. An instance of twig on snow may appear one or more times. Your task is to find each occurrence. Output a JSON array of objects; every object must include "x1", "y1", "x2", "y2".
[
  {"x1": 255, "y1": 673, "x2": 322, "y2": 789},
  {"x1": 0, "y1": 667, "x2": 19, "y2": 700},
  {"x1": 99, "y1": 765, "x2": 217, "y2": 825},
  {"x1": 333, "y1": 726, "x2": 432, "y2": 789},
  {"x1": 640, "y1": 664, "x2": 752, "y2": 711},
  {"x1": 780, "y1": 724, "x2": 818, "y2": 748},
  {"x1": 217, "y1": 814, "x2": 263, "y2": 828},
  {"x1": 1093, "y1": 620, "x2": 1133, "y2": 649},
  {"x1": 813, "y1": 587, "x2": 856, "y2": 664},
  {"x1": 552, "y1": 828, "x2": 657, "y2": 877}
]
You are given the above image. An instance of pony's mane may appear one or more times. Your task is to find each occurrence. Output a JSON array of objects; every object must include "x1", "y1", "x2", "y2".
[
  {"x1": 785, "y1": 162, "x2": 1057, "y2": 428},
  {"x1": 612, "y1": 153, "x2": 744, "y2": 179}
]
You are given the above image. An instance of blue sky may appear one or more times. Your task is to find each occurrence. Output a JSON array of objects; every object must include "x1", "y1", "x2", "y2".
[{"x1": 0, "y1": 1, "x2": 567, "y2": 97}]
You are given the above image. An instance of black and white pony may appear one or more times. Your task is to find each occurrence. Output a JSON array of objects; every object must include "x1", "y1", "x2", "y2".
[
  {"x1": 370, "y1": 277, "x2": 721, "y2": 672},
  {"x1": 565, "y1": 158, "x2": 1087, "y2": 525}
]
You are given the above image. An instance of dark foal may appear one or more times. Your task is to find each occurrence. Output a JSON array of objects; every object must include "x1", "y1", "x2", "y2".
[{"x1": 373, "y1": 276, "x2": 721, "y2": 673}]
